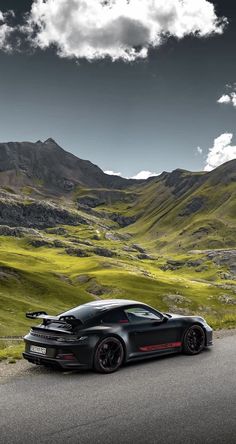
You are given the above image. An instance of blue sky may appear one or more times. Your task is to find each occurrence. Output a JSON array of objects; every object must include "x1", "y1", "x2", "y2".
[{"x1": 0, "y1": 0, "x2": 235, "y2": 178}]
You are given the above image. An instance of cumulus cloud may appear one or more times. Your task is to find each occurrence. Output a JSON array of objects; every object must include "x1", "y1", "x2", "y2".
[
  {"x1": 104, "y1": 170, "x2": 122, "y2": 176},
  {"x1": 232, "y1": 94, "x2": 236, "y2": 107},
  {"x1": 217, "y1": 94, "x2": 231, "y2": 104},
  {"x1": 131, "y1": 170, "x2": 160, "y2": 180},
  {"x1": 204, "y1": 133, "x2": 236, "y2": 171},
  {"x1": 196, "y1": 146, "x2": 203, "y2": 155},
  {"x1": 217, "y1": 87, "x2": 236, "y2": 108},
  {"x1": 0, "y1": 0, "x2": 227, "y2": 61},
  {"x1": 0, "y1": 10, "x2": 15, "y2": 52},
  {"x1": 103, "y1": 168, "x2": 159, "y2": 179}
]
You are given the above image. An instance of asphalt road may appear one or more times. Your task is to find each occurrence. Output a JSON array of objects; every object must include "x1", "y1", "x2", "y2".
[{"x1": 0, "y1": 335, "x2": 236, "y2": 444}]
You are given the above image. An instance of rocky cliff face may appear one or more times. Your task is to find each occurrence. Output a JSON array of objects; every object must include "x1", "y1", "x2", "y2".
[{"x1": 0, "y1": 198, "x2": 88, "y2": 229}]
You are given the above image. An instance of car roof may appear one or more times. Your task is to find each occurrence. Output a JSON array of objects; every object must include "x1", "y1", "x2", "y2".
[
  {"x1": 60, "y1": 300, "x2": 150, "y2": 322},
  {"x1": 81, "y1": 299, "x2": 143, "y2": 310}
]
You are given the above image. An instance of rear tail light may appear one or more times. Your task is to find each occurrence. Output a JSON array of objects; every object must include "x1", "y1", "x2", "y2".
[
  {"x1": 56, "y1": 337, "x2": 78, "y2": 343},
  {"x1": 56, "y1": 353, "x2": 77, "y2": 361}
]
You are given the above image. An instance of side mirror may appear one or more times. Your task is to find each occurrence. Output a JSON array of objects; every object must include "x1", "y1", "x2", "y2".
[{"x1": 162, "y1": 315, "x2": 168, "y2": 323}]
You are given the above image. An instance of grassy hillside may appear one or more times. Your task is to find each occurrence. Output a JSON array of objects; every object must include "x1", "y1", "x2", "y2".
[
  {"x1": 0, "y1": 229, "x2": 235, "y2": 336},
  {"x1": 0, "y1": 151, "x2": 235, "y2": 336},
  {"x1": 110, "y1": 160, "x2": 236, "y2": 252}
]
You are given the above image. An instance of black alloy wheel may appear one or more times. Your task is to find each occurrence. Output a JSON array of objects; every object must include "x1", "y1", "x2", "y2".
[
  {"x1": 183, "y1": 325, "x2": 205, "y2": 355},
  {"x1": 94, "y1": 337, "x2": 124, "y2": 373}
]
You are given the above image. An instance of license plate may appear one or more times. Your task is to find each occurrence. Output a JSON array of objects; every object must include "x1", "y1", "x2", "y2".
[{"x1": 30, "y1": 345, "x2": 47, "y2": 355}]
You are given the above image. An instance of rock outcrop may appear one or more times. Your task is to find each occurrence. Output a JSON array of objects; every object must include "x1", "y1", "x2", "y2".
[{"x1": 0, "y1": 199, "x2": 88, "y2": 228}]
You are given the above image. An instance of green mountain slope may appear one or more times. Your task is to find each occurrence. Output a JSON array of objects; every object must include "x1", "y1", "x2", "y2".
[
  {"x1": 0, "y1": 235, "x2": 235, "y2": 336},
  {"x1": 0, "y1": 140, "x2": 235, "y2": 335},
  {"x1": 109, "y1": 159, "x2": 236, "y2": 252}
]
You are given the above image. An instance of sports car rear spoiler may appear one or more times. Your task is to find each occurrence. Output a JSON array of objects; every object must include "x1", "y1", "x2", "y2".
[{"x1": 26, "y1": 311, "x2": 83, "y2": 327}]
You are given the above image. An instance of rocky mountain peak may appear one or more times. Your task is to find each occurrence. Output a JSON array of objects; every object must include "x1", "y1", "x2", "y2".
[
  {"x1": 44, "y1": 138, "x2": 58, "y2": 145},
  {"x1": 0, "y1": 139, "x2": 139, "y2": 194}
]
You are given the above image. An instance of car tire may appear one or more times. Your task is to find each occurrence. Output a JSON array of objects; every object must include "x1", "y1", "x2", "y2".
[
  {"x1": 183, "y1": 325, "x2": 205, "y2": 355},
  {"x1": 94, "y1": 336, "x2": 124, "y2": 374}
]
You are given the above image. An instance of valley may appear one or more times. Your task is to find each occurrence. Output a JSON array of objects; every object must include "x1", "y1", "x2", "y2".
[{"x1": 0, "y1": 138, "x2": 235, "y2": 337}]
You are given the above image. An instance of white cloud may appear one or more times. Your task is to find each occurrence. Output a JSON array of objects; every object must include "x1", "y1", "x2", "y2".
[
  {"x1": 231, "y1": 93, "x2": 236, "y2": 107},
  {"x1": 18, "y1": 0, "x2": 226, "y2": 62},
  {"x1": 131, "y1": 170, "x2": 160, "y2": 180},
  {"x1": 204, "y1": 133, "x2": 236, "y2": 171},
  {"x1": 104, "y1": 170, "x2": 122, "y2": 176},
  {"x1": 217, "y1": 88, "x2": 236, "y2": 108},
  {"x1": 0, "y1": 10, "x2": 14, "y2": 52},
  {"x1": 104, "y1": 169, "x2": 159, "y2": 179},
  {"x1": 217, "y1": 94, "x2": 231, "y2": 104},
  {"x1": 197, "y1": 146, "x2": 203, "y2": 154}
]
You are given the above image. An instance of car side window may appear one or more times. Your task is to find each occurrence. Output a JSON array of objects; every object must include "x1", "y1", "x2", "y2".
[
  {"x1": 101, "y1": 310, "x2": 129, "y2": 324},
  {"x1": 124, "y1": 307, "x2": 161, "y2": 323}
]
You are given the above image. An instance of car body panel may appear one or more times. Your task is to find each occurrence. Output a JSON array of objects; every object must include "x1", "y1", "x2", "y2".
[{"x1": 23, "y1": 300, "x2": 213, "y2": 370}]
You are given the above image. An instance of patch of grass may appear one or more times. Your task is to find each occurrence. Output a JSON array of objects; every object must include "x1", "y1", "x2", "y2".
[
  {"x1": 0, "y1": 341, "x2": 24, "y2": 361},
  {"x1": 21, "y1": 186, "x2": 34, "y2": 196},
  {"x1": 206, "y1": 314, "x2": 236, "y2": 330}
]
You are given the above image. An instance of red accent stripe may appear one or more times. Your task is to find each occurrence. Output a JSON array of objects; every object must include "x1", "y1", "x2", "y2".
[{"x1": 139, "y1": 342, "x2": 182, "y2": 352}]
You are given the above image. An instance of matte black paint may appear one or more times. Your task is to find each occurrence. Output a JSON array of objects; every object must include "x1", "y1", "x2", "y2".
[{"x1": 23, "y1": 300, "x2": 213, "y2": 371}]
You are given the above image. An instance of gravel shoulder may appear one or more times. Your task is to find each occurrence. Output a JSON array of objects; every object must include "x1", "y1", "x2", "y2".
[{"x1": 0, "y1": 328, "x2": 235, "y2": 382}]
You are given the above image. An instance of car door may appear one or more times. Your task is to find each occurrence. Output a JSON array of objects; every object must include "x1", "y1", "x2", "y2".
[{"x1": 124, "y1": 306, "x2": 179, "y2": 355}]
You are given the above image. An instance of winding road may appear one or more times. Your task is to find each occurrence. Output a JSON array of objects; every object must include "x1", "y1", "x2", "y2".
[{"x1": 0, "y1": 334, "x2": 236, "y2": 444}]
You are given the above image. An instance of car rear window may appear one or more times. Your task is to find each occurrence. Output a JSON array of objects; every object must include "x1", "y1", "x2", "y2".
[{"x1": 59, "y1": 305, "x2": 99, "y2": 322}]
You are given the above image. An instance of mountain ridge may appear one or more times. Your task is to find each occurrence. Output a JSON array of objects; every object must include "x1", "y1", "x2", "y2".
[
  {"x1": 0, "y1": 138, "x2": 235, "y2": 251},
  {"x1": 0, "y1": 138, "x2": 141, "y2": 195},
  {"x1": 0, "y1": 139, "x2": 235, "y2": 335},
  {"x1": 1, "y1": 137, "x2": 235, "y2": 191}
]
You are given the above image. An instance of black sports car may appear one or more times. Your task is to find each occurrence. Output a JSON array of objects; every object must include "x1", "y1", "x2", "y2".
[{"x1": 23, "y1": 299, "x2": 213, "y2": 373}]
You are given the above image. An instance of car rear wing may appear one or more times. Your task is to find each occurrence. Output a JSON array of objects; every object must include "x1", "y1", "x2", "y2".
[
  {"x1": 26, "y1": 311, "x2": 48, "y2": 319},
  {"x1": 26, "y1": 311, "x2": 83, "y2": 327}
]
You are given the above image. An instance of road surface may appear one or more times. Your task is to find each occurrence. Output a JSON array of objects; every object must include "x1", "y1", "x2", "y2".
[{"x1": 0, "y1": 334, "x2": 235, "y2": 444}]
